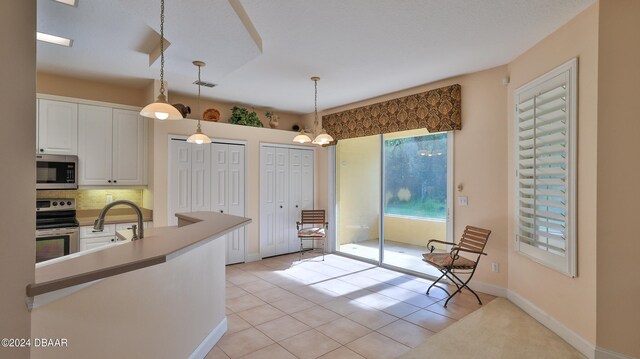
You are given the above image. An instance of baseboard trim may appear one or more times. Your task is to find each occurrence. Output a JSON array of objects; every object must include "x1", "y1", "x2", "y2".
[
  {"x1": 469, "y1": 280, "x2": 508, "y2": 298},
  {"x1": 189, "y1": 317, "x2": 227, "y2": 359},
  {"x1": 595, "y1": 346, "x2": 635, "y2": 359},
  {"x1": 507, "y1": 290, "x2": 595, "y2": 359},
  {"x1": 246, "y1": 252, "x2": 262, "y2": 262}
]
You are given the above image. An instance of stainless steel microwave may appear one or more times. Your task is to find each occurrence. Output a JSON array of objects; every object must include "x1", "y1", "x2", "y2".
[{"x1": 36, "y1": 154, "x2": 78, "y2": 190}]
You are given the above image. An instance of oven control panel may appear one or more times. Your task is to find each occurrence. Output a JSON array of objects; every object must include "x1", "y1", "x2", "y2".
[{"x1": 36, "y1": 198, "x2": 76, "y2": 211}]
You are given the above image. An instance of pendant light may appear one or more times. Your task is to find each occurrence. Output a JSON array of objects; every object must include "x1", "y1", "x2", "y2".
[
  {"x1": 293, "y1": 77, "x2": 333, "y2": 145},
  {"x1": 140, "y1": 0, "x2": 182, "y2": 120},
  {"x1": 187, "y1": 61, "x2": 212, "y2": 145}
]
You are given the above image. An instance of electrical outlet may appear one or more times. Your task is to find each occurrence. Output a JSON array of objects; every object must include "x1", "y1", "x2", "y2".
[
  {"x1": 106, "y1": 194, "x2": 113, "y2": 204},
  {"x1": 491, "y1": 262, "x2": 499, "y2": 273},
  {"x1": 457, "y1": 196, "x2": 468, "y2": 206}
]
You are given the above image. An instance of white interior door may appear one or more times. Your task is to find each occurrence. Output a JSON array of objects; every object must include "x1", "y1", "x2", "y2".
[
  {"x1": 288, "y1": 149, "x2": 302, "y2": 252},
  {"x1": 211, "y1": 143, "x2": 228, "y2": 214},
  {"x1": 260, "y1": 146, "x2": 277, "y2": 257},
  {"x1": 227, "y1": 144, "x2": 246, "y2": 264},
  {"x1": 168, "y1": 140, "x2": 191, "y2": 226},
  {"x1": 275, "y1": 148, "x2": 290, "y2": 255},
  {"x1": 191, "y1": 143, "x2": 211, "y2": 212}
]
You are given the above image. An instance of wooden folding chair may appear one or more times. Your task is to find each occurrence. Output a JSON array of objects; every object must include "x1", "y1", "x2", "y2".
[
  {"x1": 422, "y1": 225, "x2": 491, "y2": 307},
  {"x1": 296, "y1": 210, "x2": 328, "y2": 261}
]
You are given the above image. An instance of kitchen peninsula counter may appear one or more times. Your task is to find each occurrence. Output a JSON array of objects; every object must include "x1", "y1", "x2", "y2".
[
  {"x1": 29, "y1": 211, "x2": 246, "y2": 359},
  {"x1": 27, "y1": 211, "x2": 250, "y2": 297}
]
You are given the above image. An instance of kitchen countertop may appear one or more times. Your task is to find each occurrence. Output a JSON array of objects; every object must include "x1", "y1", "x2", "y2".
[
  {"x1": 76, "y1": 207, "x2": 153, "y2": 226},
  {"x1": 27, "y1": 212, "x2": 251, "y2": 298}
]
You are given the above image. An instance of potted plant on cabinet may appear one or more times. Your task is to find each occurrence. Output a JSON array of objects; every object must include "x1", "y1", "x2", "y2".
[{"x1": 228, "y1": 106, "x2": 264, "y2": 127}]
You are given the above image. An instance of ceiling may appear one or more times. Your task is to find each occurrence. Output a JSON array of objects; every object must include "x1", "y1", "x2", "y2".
[{"x1": 37, "y1": 0, "x2": 595, "y2": 114}]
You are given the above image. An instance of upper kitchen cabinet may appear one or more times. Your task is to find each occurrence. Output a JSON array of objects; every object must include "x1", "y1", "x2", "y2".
[
  {"x1": 78, "y1": 105, "x2": 147, "y2": 186},
  {"x1": 38, "y1": 99, "x2": 78, "y2": 155}
]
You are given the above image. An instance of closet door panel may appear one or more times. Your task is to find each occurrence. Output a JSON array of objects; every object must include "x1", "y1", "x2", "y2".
[
  {"x1": 191, "y1": 143, "x2": 211, "y2": 212},
  {"x1": 260, "y1": 147, "x2": 277, "y2": 257},
  {"x1": 274, "y1": 148, "x2": 290, "y2": 255},
  {"x1": 211, "y1": 143, "x2": 228, "y2": 214},
  {"x1": 288, "y1": 150, "x2": 302, "y2": 252},
  {"x1": 168, "y1": 140, "x2": 191, "y2": 226}
]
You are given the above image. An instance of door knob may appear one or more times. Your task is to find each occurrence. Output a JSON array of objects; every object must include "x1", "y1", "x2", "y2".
[
  {"x1": 279, "y1": 205, "x2": 283, "y2": 208},
  {"x1": 296, "y1": 205, "x2": 299, "y2": 208},
  {"x1": 107, "y1": 180, "x2": 112, "y2": 183},
  {"x1": 220, "y1": 210, "x2": 224, "y2": 213},
  {"x1": 39, "y1": 149, "x2": 44, "y2": 152}
]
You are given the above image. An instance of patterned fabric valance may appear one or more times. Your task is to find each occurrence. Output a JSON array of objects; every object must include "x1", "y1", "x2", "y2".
[{"x1": 322, "y1": 84, "x2": 461, "y2": 141}]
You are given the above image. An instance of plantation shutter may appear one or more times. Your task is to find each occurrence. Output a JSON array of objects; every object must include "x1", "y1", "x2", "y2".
[{"x1": 515, "y1": 58, "x2": 577, "y2": 276}]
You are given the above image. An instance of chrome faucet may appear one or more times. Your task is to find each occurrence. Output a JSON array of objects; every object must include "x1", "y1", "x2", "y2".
[{"x1": 93, "y1": 200, "x2": 144, "y2": 241}]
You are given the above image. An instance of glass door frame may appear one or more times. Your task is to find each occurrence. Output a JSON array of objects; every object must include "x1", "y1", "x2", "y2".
[{"x1": 329, "y1": 131, "x2": 455, "y2": 278}]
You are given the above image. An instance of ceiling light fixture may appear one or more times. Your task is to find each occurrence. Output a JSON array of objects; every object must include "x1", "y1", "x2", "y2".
[
  {"x1": 293, "y1": 77, "x2": 334, "y2": 146},
  {"x1": 36, "y1": 32, "x2": 73, "y2": 47},
  {"x1": 186, "y1": 61, "x2": 212, "y2": 145},
  {"x1": 140, "y1": 0, "x2": 182, "y2": 121}
]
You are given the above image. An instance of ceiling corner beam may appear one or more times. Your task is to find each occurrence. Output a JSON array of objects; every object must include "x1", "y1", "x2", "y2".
[
  {"x1": 148, "y1": 37, "x2": 172, "y2": 67},
  {"x1": 228, "y1": 0, "x2": 263, "y2": 53}
]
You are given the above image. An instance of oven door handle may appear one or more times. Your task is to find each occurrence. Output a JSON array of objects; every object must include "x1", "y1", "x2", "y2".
[{"x1": 36, "y1": 228, "x2": 77, "y2": 237}]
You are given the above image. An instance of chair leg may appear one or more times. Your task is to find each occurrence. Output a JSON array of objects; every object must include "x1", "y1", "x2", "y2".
[
  {"x1": 299, "y1": 238, "x2": 303, "y2": 261},
  {"x1": 442, "y1": 270, "x2": 482, "y2": 308},
  {"x1": 426, "y1": 271, "x2": 450, "y2": 297}
]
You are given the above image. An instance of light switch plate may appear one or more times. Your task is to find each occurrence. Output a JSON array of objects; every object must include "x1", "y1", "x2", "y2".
[{"x1": 458, "y1": 196, "x2": 468, "y2": 206}]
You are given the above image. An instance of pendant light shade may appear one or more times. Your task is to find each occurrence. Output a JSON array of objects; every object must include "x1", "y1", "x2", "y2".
[
  {"x1": 312, "y1": 129, "x2": 333, "y2": 145},
  {"x1": 294, "y1": 76, "x2": 333, "y2": 146},
  {"x1": 187, "y1": 124, "x2": 211, "y2": 144},
  {"x1": 187, "y1": 60, "x2": 211, "y2": 145},
  {"x1": 293, "y1": 130, "x2": 312, "y2": 143},
  {"x1": 140, "y1": 94, "x2": 182, "y2": 120},
  {"x1": 140, "y1": 0, "x2": 182, "y2": 120}
]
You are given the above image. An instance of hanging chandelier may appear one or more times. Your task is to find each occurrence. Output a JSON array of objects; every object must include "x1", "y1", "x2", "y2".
[
  {"x1": 293, "y1": 76, "x2": 334, "y2": 145},
  {"x1": 140, "y1": 0, "x2": 182, "y2": 120},
  {"x1": 187, "y1": 61, "x2": 212, "y2": 145}
]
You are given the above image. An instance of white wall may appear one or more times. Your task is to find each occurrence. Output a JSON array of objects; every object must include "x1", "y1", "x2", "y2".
[{"x1": 0, "y1": 2, "x2": 36, "y2": 359}]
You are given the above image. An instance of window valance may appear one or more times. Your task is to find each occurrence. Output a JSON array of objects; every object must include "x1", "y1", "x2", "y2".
[{"x1": 322, "y1": 84, "x2": 461, "y2": 142}]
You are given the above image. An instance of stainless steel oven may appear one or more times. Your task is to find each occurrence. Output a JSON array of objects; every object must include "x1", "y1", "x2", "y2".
[
  {"x1": 36, "y1": 154, "x2": 78, "y2": 190},
  {"x1": 36, "y1": 227, "x2": 79, "y2": 263},
  {"x1": 36, "y1": 199, "x2": 79, "y2": 263}
]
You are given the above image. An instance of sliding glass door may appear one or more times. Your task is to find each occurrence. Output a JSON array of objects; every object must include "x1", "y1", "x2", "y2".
[
  {"x1": 335, "y1": 130, "x2": 452, "y2": 276},
  {"x1": 336, "y1": 135, "x2": 381, "y2": 263},
  {"x1": 382, "y1": 130, "x2": 449, "y2": 276}
]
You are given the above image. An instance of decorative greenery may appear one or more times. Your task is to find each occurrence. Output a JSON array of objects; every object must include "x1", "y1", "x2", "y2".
[
  {"x1": 265, "y1": 111, "x2": 274, "y2": 119},
  {"x1": 228, "y1": 106, "x2": 264, "y2": 127}
]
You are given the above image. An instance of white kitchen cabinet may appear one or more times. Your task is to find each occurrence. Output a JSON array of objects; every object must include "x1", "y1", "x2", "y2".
[
  {"x1": 112, "y1": 109, "x2": 146, "y2": 185},
  {"x1": 260, "y1": 146, "x2": 314, "y2": 258},
  {"x1": 78, "y1": 105, "x2": 113, "y2": 185},
  {"x1": 79, "y1": 224, "x2": 116, "y2": 251},
  {"x1": 78, "y1": 106, "x2": 147, "y2": 186},
  {"x1": 38, "y1": 99, "x2": 78, "y2": 155},
  {"x1": 168, "y1": 139, "x2": 246, "y2": 264}
]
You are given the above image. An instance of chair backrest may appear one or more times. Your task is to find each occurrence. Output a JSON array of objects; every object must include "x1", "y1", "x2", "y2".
[
  {"x1": 457, "y1": 226, "x2": 491, "y2": 255},
  {"x1": 299, "y1": 210, "x2": 326, "y2": 226}
]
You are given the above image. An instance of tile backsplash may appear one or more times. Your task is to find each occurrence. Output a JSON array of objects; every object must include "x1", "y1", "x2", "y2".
[{"x1": 37, "y1": 189, "x2": 144, "y2": 210}]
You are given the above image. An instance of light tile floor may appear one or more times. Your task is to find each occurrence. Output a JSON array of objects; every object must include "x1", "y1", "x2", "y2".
[
  {"x1": 339, "y1": 240, "x2": 443, "y2": 277},
  {"x1": 207, "y1": 253, "x2": 495, "y2": 359}
]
